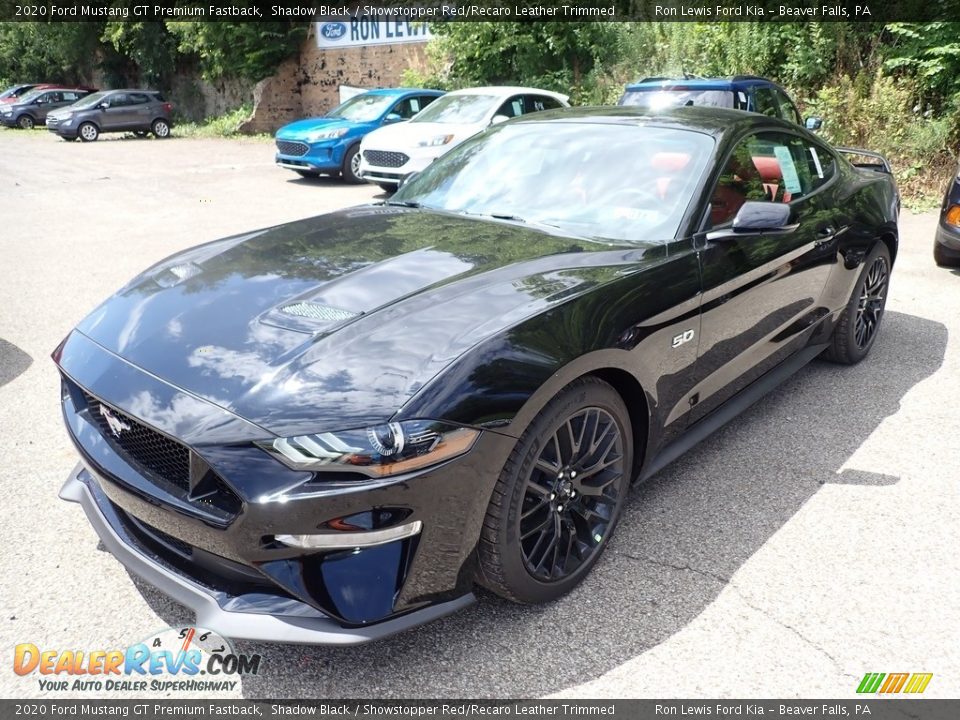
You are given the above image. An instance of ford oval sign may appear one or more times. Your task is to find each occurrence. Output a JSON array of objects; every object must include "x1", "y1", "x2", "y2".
[{"x1": 320, "y1": 23, "x2": 347, "y2": 41}]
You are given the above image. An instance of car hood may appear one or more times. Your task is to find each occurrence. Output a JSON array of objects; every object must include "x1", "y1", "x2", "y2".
[
  {"x1": 275, "y1": 117, "x2": 362, "y2": 140},
  {"x1": 69, "y1": 207, "x2": 656, "y2": 437},
  {"x1": 361, "y1": 120, "x2": 482, "y2": 151}
]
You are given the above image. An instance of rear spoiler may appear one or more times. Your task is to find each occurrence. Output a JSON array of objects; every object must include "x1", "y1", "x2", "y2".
[{"x1": 836, "y1": 147, "x2": 892, "y2": 174}]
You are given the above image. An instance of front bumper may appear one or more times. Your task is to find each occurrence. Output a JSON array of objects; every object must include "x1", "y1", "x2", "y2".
[
  {"x1": 935, "y1": 221, "x2": 960, "y2": 255},
  {"x1": 359, "y1": 146, "x2": 440, "y2": 185},
  {"x1": 0, "y1": 114, "x2": 19, "y2": 127},
  {"x1": 60, "y1": 464, "x2": 474, "y2": 644},
  {"x1": 275, "y1": 138, "x2": 346, "y2": 174},
  {"x1": 54, "y1": 330, "x2": 510, "y2": 643}
]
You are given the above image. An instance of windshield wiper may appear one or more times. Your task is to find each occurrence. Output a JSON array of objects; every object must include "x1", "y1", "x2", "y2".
[{"x1": 385, "y1": 199, "x2": 422, "y2": 208}]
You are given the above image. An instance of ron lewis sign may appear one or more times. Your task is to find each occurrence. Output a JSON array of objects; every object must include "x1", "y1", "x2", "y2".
[{"x1": 316, "y1": 18, "x2": 434, "y2": 48}]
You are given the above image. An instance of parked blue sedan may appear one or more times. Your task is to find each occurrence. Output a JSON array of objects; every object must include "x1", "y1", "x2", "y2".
[{"x1": 274, "y1": 88, "x2": 444, "y2": 184}]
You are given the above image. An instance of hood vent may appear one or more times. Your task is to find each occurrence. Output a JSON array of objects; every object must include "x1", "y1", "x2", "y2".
[{"x1": 279, "y1": 302, "x2": 358, "y2": 322}]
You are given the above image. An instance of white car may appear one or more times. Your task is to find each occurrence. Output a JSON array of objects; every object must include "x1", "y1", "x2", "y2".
[{"x1": 358, "y1": 86, "x2": 570, "y2": 190}]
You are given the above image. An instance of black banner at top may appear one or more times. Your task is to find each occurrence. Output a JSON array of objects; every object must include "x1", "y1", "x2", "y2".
[{"x1": 0, "y1": 0, "x2": 959, "y2": 22}]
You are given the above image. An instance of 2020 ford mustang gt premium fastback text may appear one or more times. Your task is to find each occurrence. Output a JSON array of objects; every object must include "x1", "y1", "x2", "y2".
[{"x1": 56, "y1": 107, "x2": 899, "y2": 644}]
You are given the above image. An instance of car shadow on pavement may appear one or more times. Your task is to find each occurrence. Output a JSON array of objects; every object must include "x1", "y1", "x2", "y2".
[
  {"x1": 134, "y1": 309, "x2": 946, "y2": 698},
  {"x1": 0, "y1": 338, "x2": 32, "y2": 388}
]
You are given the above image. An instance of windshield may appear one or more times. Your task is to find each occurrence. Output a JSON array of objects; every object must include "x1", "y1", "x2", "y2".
[
  {"x1": 393, "y1": 122, "x2": 714, "y2": 243},
  {"x1": 68, "y1": 91, "x2": 109, "y2": 109},
  {"x1": 326, "y1": 93, "x2": 396, "y2": 122},
  {"x1": 0, "y1": 86, "x2": 27, "y2": 99},
  {"x1": 15, "y1": 89, "x2": 44, "y2": 104},
  {"x1": 620, "y1": 89, "x2": 734, "y2": 111},
  {"x1": 411, "y1": 94, "x2": 498, "y2": 124}
]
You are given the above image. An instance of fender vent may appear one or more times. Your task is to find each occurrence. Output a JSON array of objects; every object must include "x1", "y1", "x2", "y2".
[{"x1": 279, "y1": 302, "x2": 358, "y2": 322}]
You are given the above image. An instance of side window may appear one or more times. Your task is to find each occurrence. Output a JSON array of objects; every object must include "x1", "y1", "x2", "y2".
[
  {"x1": 390, "y1": 97, "x2": 419, "y2": 119},
  {"x1": 773, "y1": 88, "x2": 800, "y2": 124},
  {"x1": 62, "y1": 92, "x2": 81, "y2": 102},
  {"x1": 525, "y1": 95, "x2": 562, "y2": 113},
  {"x1": 418, "y1": 94, "x2": 439, "y2": 112},
  {"x1": 495, "y1": 96, "x2": 524, "y2": 119},
  {"x1": 800, "y1": 139, "x2": 837, "y2": 192},
  {"x1": 128, "y1": 93, "x2": 150, "y2": 105},
  {"x1": 733, "y1": 90, "x2": 749, "y2": 111},
  {"x1": 709, "y1": 132, "x2": 824, "y2": 227},
  {"x1": 752, "y1": 87, "x2": 779, "y2": 118},
  {"x1": 36, "y1": 92, "x2": 55, "y2": 104},
  {"x1": 106, "y1": 93, "x2": 127, "y2": 107}
]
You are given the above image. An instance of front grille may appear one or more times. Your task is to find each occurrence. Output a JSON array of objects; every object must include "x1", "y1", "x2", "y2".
[
  {"x1": 85, "y1": 392, "x2": 190, "y2": 492},
  {"x1": 276, "y1": 140, "x2": 309, "y2": 157},
  {"x1": 363, "y1": 150, "x2": 409, "y2": 168},
  {"x1": 73, "y1": 386, "x2": 241, "y2": 520}
]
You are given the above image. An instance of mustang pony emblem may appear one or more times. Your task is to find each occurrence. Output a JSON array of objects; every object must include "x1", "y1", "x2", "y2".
[{"x1": 99, "y1": 405, "x2": 131, "y2": 438}]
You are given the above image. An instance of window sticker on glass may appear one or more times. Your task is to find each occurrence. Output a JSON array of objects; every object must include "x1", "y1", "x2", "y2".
[
  {"x1": 809, "y1": 147, "x2": 824, "y2": 178},
  {"x1": 773, "y1": 146, "x2": 802, "y2": 194}
]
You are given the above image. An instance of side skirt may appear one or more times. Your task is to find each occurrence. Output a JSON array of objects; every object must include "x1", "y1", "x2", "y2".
[{"x1": 638, "y1": 342, "x2": 829, "y2": 483}]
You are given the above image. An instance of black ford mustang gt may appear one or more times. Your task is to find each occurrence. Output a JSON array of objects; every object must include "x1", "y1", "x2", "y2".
[{"x1": 55, "y1": 106, "x2": 899, "y2": 644}]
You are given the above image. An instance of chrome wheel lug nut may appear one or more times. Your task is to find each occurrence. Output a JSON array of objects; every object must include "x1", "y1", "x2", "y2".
[
  {"x1": 557, "y1": 504, "x2": 564, "y2": 512},
  {"x1": 550, "y1": 493, "x2": 556, "y2": 500}
]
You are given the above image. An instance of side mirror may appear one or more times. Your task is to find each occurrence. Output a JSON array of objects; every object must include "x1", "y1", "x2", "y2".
[
  {"x1": 490, "y1": 114, "x2": 510, "y2": 125},
  {"x1": 383, "y1": 113, "x2": 403, "y2": 124},
  {"x1": 707, "y1": 202, "x2": 797, "y2": 242},
  {"x1": 805, "y1": 116, "x2": 823, "y2": 131},
  {"x1": 97, "y1": 102, "x2": 109, "y2": 110}
]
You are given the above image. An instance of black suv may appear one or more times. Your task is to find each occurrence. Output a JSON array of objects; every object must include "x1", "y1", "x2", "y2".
[{"x1": 46, "y1": 89, "x2": 173, "y2": 142}]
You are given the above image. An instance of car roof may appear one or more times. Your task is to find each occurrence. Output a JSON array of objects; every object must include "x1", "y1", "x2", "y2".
[
  {"x1": 625, "y1": 76, "x2": 787, "y2": 92},
  {"x1": 510, "y1": 104, "x2": 797, "y2": 137},
  {"x1": 362, "y1": 88, "x2": 444, "y2": 97},
  {"x1": 446, "y1": 86, "x2": 570, "y2": 102}
]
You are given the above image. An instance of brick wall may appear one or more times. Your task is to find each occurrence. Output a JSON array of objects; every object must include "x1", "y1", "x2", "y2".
[{"x1": 239, "y1": 25, "x2": 431, "y2": 134}]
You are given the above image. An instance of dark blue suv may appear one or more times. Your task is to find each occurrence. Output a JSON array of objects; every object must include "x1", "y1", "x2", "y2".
[{"x1": 619, "y1": 76, "x2": 815, "y2": 128}]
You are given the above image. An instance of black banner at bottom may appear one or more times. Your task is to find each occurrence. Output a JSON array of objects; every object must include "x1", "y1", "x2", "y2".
[{"x1": 1, "y1": 700, "x2": 958, "y2": 720}]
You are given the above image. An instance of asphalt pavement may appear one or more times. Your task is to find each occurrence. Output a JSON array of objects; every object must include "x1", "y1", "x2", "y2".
[{"x1": 0, "y1": 129, "x2": 957, "y2": 699}]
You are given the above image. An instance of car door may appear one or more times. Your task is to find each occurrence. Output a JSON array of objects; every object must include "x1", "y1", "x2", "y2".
[
  {"x1": 689, "y1": 129, "x2": 843, "y2": 422},
  {"x1": 125, "y1": 92, "x2": 153, "y2": 130},
  {"x1": 98, "y1": 93, "x2": 130, "y2": 130},
  {"x1": 32, "y1": 91, "x2": 59, "y2": 121}
]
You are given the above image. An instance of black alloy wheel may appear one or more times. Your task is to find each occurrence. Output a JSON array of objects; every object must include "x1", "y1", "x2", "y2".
[
  {"x1": 823, "y1": 242, "x2": 891, "y2": 364},
  {"x1": 855, "y1": 254, "x2": 888, "y2": 350},
  {"x1": 478, "y1": 377, "x2": 633, "y2": 603},
  {"x1": 519, "y1": 406, "x2": 626, "y2": 582}
]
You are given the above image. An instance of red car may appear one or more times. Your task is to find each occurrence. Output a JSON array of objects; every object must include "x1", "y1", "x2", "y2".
[{"x1": 0, "y1": 83, "x2": 97, "y2": 105}]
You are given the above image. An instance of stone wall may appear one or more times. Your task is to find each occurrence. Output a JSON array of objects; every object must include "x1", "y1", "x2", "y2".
[{"x1": 238, "y1": 25, "x2": 431, "y2": 134}]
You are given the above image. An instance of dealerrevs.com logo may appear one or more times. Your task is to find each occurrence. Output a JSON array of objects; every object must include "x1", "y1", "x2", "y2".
[{"x1": 13, "y1": 627, "x2": 261, "y2": 694}]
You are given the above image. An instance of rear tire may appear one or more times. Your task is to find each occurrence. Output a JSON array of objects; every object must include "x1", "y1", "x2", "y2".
[
  {"x1": 477, "y1": 377, "x2": 633, "y2": 604},
  {"x1": 151, "y1": 119, "x2": 170, "y2": 138},
  {"x1": 341, "y1": 145, "x2": 364, "y2": 184},
  {"x1": 17, "y1": 115, "x2": 34, "y2": 130},
  {"x1": 78, "y1": 122, "x2": 99, "y2": 142},
  {"x1": 823, "y1": 242, "x2": 891, "y2": 365}
]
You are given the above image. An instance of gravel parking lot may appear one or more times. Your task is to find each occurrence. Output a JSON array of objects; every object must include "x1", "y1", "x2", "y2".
[{"x1": 0, "y1": 129, "x2": 957, "y2": 699}]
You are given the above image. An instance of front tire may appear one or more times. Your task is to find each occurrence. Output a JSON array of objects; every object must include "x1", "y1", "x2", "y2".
[
  {"x1": 477, "y1": 377, "x2": 633, "y2": 604},
  {"x1": 341, "y1": 145, "x2": 364, "y2": 184},
  {"x1": 823, "y1": 242, "x2": 891, "y2": 364},
  {"x1": 78, "y1": 122, "x2": 99, "y2": 142},
  {"x1": 17, "y1": 115, "x2": 34, "y2": 129},
  {"x1": 151, "y1": 119, "x2": 170, "y2": 138}
]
